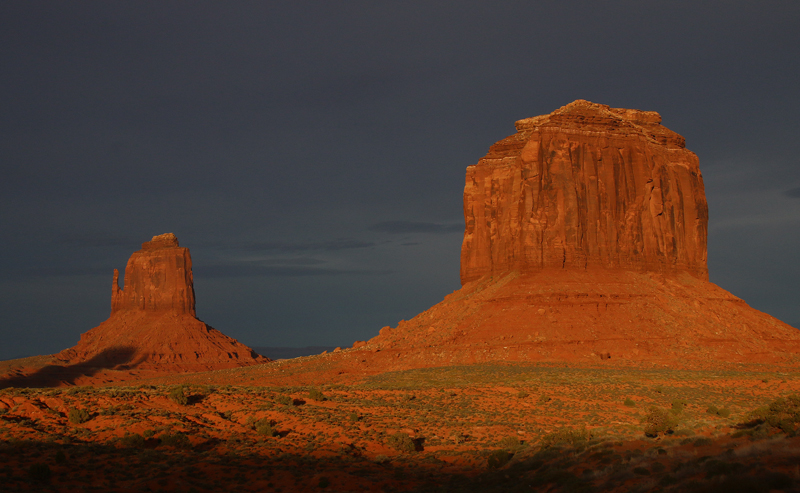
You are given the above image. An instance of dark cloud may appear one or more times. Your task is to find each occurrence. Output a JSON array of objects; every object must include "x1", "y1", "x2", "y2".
[
  {"x1": 368, "y1": 221, "x2": 463, "y2": 234},
  {"x1": 232, "y1": 239, "x2": 375, "y2": 253},
  {"x1": 784, "y1": 187, "x2": 800, "y2": 198},
  {"x1": 0, "y1": 266, "x2": 111, "y2": 279},
  {"x1": 196, "y1": 264, "x2": 391, "y2": 278}
]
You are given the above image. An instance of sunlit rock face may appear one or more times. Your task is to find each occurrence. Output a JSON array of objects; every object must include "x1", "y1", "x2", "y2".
[
  {"x1": 58, "y1": 234, "x2": 267, "y2": 370},
  {"x1": 111, "y1": 233, "x2": 195, "y2": 316},
  {"x1": 461, "y1": 99, "x2": 708, "y2": 284}
]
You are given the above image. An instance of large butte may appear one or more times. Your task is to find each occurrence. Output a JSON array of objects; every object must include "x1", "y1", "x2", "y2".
[{"x1": 354, "y1": 100, "x2": 800, "y2": 371}]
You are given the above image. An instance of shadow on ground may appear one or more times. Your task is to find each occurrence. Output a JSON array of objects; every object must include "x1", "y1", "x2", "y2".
[{"x1": 0, "y1": 347, "x2": 140, "y2": 389}]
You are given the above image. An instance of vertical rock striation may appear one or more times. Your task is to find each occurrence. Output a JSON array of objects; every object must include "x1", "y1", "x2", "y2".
[{"x1": 461, "y1": 100, "x2": 708, "y2": 283}]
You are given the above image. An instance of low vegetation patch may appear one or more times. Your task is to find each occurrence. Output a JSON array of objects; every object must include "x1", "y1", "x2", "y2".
[
  {"x1": 67, "y1": 408, "x2": 91, "y2": 424},
  {"x1": 746, "y1": 394, "x2": 800, "y2": 434},
  {"x1": 308, "y1": 388, "x2": 326, "y2": 401},
  {"x1": 255, "y1": 418, "x2": 278, "y2": 437},
  {"x1": 643, "y1": 406, "x2": 680, "y2": 437},
  {"x1": 539, "y1": 427, "x2": 590, "y2": 448},
  {"x1": 168, "y1": 386, "x2": 188, "y2": 406},
  {"x1": 387, "y1": 432, "x2": 416, "y2": 453}
]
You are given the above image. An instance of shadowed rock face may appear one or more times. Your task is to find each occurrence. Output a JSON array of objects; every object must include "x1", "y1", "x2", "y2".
[
  {"x1": 461, "y1": 99, "x2": 708, "y2": 284},
  {"x1": 58, "y1": 234, "x2": 267, "y2": 371}
]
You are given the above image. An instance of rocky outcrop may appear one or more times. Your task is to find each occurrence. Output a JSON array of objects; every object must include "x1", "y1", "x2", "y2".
[
  {"x1": 461, "y1": 100, "x2": 708, "y2": 283},
  {"x1": 337, "y1": 101, "x2": 800, "y2": 372},
  {"x1": 111, "y1": 233, "x2": 195, "y2": 315},
  {"x1": 58, "y1": 234, "x2": 268, "y2": 370}
]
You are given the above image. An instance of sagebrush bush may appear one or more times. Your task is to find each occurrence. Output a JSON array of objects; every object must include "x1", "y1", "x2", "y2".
[
  {"x1": 168, "y1": 386, "x2": 188, "y2": 406},
  {"x1": 159, "y1": 432, "x2": 190, "y2": 448},
  {"x1": 498, "y1": 436, "x2": 521, "y2": 451},
  {"x1": 308, "y1": 388, "x2": 326, "y2": 401},
  {"x1": 747, "y1": 394, "x2": 800, "y2": 434},
  {"x1": 643, "y1": 407, "x2": 680, "y2": 437},
  {"x1": 539, "y1": 427, "x2": 590, "y2": 448},
  {"x1": 387, "y1": 432, "x2": 416, "y2": 452},
  {"x1": 671, "y1": 399, "x2": 687, "y2": 415},
  {"x1": 119, "y1": 433, "x2": 146, "y2": 448},
  {"x1": 67, "y1": 408, "x2": 91, "y2": 424},
  {"x1": 255, "y1": 418, "x2": 278, "y2": 437},
  {"x1": 487, "y1": 449, "x2": 512, "y2": 470},
  {"x1": 624, "y1": 398, "x2": 636, "y2": 407}
]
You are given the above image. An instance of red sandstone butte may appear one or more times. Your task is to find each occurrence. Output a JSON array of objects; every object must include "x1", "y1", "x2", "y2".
[
  {"x1": 57, "y1": 233, "x2": 268, "y2": 370},
  {"x1": 346, "y1": 100, "x2": 800, "y2": 371},
  {"x1": 461, "y1": 99, "x2": 707, "y2": 283}
]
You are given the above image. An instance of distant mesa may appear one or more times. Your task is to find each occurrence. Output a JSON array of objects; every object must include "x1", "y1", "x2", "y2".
[
  {"x1": 358, "y1": 100, "x2": 800, "y2": 369},
  {"x1": 57, "y1": 233, "x2": 268, "y2": 370}
]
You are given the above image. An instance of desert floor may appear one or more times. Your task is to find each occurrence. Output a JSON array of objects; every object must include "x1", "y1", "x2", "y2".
[{"x1": 1, "y1": 361, "x2": 800, "y2": 492}]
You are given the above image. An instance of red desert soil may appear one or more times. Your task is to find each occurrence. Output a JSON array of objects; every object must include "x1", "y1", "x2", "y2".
[
  {"x1": 2, "y1": 101, "x2": 799, "y2": 491},
  {"x1": 1, "y1": 365, "x2": 800, "y2": 492}
]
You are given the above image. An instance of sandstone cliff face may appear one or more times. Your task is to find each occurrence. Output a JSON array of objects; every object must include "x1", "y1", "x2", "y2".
[
  {"x1": 461, "y1": 100, "x2": 708, "y2": 284},
  {"x1": 111, "y1": 233, "x2": 195, "y2": 316},
  {"x1": 58, "y1": 234, "x2": 267, "y2": 370}
]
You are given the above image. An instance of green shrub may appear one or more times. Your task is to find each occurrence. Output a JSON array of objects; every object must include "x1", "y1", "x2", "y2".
[
  {"x1": 643, "y1": 407, "x2": 680, "y2": 437},
  {"x1": 67, "y1": 408, "x2": 91, "y2": 424},
  {"x1": 255, "y1": 418, "x2": 278, "y2": 437},
  {"x1": 717, "y1": 408, "x2": 731, "y2": 418},
  {"x1": 119, "y1": 433, "x2": 146, "y2": 448},
  {"x1": 539, "y1": 427, "x2": 590, "y2": 448},
  {"x1": 308, "y1": 388, "x2": 326, "y2": 401},
  {"x1": 671, "y1": 400, "x2": 687, "y2": 415},
  {"x1": 348, "y1": 412, "x2": 360, "y2": 422},
  {"x1": 706, "y1": 405, "x2": 719, "y2": 415},
  {"x1": 142, "y1": 429, "x2": 155, "y2": 438},
  {"x1": 537, "y1": 395, "x2": 551, "y2": 405},
  {"x1": 159, "y1": 432, "x2": 190, "y2": 448},
  {"x1": 28, "y1": 463, "x2": 51, "y2": 481},
  {"x1": 487, "y1": 449, "x2": 512, "y2": 470},
  {"x1": 746, "y1": 395, "x2": 800, "y2": 434},
  {"x1": 387, "y1": 432, "x2": 416, "y2": 453},
  {"x1": 168, "y1": 386, "x2": 188, "y2": 406},
  {"x1": 276, "y1": 395, "x2": 293, "y2": 406},
  {"x1": 632, "y1": 466, "x2": 650, "y2": 476},
  {"x1": 517, "y1": 390, "x2": 529, "y2": 399},
  {"x1": 498, "y1": 436, "x2": 522, "y2": 451},
  {"x1": 624, "y1": 398, "x2": 636, "y2": 407}
]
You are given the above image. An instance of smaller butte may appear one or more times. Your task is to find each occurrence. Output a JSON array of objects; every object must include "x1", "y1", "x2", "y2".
[{"x1": 57, "y1": 233, "x2": 268, "y2": 371}]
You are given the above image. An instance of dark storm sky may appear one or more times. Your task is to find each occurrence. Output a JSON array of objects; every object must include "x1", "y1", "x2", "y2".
[{"x1": 2, "y1": 2, "x2": 799, "y2": 360}]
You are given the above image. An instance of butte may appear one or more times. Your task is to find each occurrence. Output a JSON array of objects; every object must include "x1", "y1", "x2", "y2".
[
  {"x1": 341, "y1": 100, "x2": 800, "y2": 373},
  {"x1": 56, "y1": 233, "x2": 268, "y2": 371}
]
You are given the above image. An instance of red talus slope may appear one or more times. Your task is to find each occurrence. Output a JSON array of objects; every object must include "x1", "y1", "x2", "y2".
[
  {"x1": 57, "y1": 233, "x2": 267, "y2": 371},
  {"x1": 362, "y1": 269, "x2": 800, "y2": 370}
]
